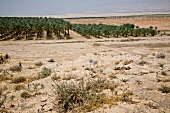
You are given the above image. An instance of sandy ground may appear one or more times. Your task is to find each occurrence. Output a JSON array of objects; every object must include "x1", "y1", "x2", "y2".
[
  {"x1": 0, "y1": 16, "x2": 170, "y2": 113},
  {"x1": 0, "y1": 35, "x2": 170, "y2": 113}
]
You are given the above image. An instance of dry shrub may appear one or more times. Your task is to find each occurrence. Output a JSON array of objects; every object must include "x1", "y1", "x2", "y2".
[
  {"x1": 12, "y1": 76, "x2": 26, "y2": 83},
  {"x1": 93, "y1": 43, "x2": 101, "y2": 46},
  {"x1": 15, "y1": 84, "x2": 25, "y2": 91},
  {"x1": 138, "y1": 60, "x2": 148, "y2": 66},
  {"x1": 71, "y1": 67, "x2": 77, "y2": 71},
  {"x1": 145, "y1": 102, "x2": 158, "y2": 109},
  {"x1": 161, "y1": 71, "x2": 167, "y2": 76},
  {"x1": 20, "y1": 91, "x2": 31, "y2": 98},
  {"x1": 38, "y1": 67, "x2": 52, "y2": 79},
  {"x1": 9, "y1": 65, "x2": 22, "y2": 72},
  {"x1": 35, "y1": 61, "x2": 43, "y2": 67},
  {"x1": 154, "y1": 52, "x2": 166, "y2": 59},
  {"x1": 48, "y1": 59, "x2": 55, "y2": 62},
  {"x1": 115, "y1": 60, "x2": 121, "y2": 65},
  {"x1": 108, "y1": 73, "x2": 117, "y2": 80},
  {"x1": 159, "y1": 84, "x2": 170, "y2": 94},
  {"x1": 159, "y1": 63, "x2": 164, "y2": 68},
  {"x1": 53, "y1": 78, "x2": 119, "y2": 112},
  {"x1": 52, "y1": 75, "x2": 61, "y2": 81},
  {"x1": 0, "y1": 88, "x2": 2, "y2": 96},
  {"x1": 123, "y1": 60, "x2": 133, "y2": 65},
  {"x1": 0, "y1": 76, "x2": 12, "y2": 81}
]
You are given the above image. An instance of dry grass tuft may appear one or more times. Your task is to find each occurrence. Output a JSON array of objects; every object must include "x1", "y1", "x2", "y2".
[
  {"x1": 12, "y1": 76, "x2": 26, "y2": 83},
  {"x1": 35, "y1": 61, "x2": 43, "y2": 67},
  {"x1": 15, "y1": 84, "x2": 25, "y2": 91}
]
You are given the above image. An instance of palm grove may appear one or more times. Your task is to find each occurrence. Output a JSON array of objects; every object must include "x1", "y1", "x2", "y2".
[{"x1": 0, "y1": 17, "x2": 158, "y2": 41}]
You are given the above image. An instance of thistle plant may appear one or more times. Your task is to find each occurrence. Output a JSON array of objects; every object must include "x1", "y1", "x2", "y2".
[
  {"x1": 93, "y1": 60, "x2": 98, "y2": 66},
  {"x1": 89, "y1": 59, "x2": 93, "y2": 75},
  {"x1": 99, "y1": 69, "x2": 104, "y2": 73}
]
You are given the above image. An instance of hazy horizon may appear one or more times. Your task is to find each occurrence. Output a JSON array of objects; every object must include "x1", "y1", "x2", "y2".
[{"x1": 0, "y1": 0, "x2": 170, "y2": 16}]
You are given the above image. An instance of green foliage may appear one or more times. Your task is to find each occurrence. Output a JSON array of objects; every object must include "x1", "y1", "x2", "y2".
[
  {"x1": 150, "y1": 29, "x2": 157, "y2": 36},
  {"x1": 72, "y1": 23, "x2": 158, "y2": 38},
  {"x1": 0, "y1": 17, "x2": 71, "y2": 41},
  {"x1": 38, "y1": 67, "x2": 52, "y2": 78},
  {"x1": 9, "y1": 65, "x2": 22, "y2": 72},
  {"x1": 0, "y1": 16, "x2": 159, "y2": 41},
  {"x1": 12, "y1": 76, "x2": 26, "y2": 83}
]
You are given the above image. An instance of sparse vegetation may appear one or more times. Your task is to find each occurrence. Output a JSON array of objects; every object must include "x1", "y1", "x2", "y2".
[
  {"x1": 0, "y1": 54, "x2": 10, "y2": 64},
  {"x1": 71, "y1": 67, "x2": 77, "y2": 71},
  {"x1": 161, "y1": 71, "x2": 167, "y2": 76},
  {"x1": 93, "y1": 43, "x2": 101, "y2": 46},
  {"x1": 0, "y1": 76, "x2": 12, "y2": 82},
  {"x1": 48, "y1": 59, "x2": 55, "y2": 62},
  {"x1": 35, "y1": 61, "x2": 43, "y2": 67},
  {"x1": 38, "y1": 67, "x2": 52, "y2": 78},
  {"x1": 27, "y1": 83, "x2": 45, "y2": 94},
  {"x1": 12, "y1": 76, "x2": 26, "y2": 83},
  {"x1": 121, "y1": 79, "x2": 128, "y2": 83},
  {"x1": 0, "y1": 95, "x2": 7, "y2": 108},
  {"x1": 159, "y1": 85, "x2": 170, "y2": 93},
  {"x1": 0, "y1": 15, "x2": 169, "y2": 113},
  {"x1": 145, "y1": 102, "x2": 158, "y2": 109},
  {"x1": 123, "y1": 60, "x2": 133, "y2": 65},
  {"x1": 85, "y1": 67, "x2": 90, "y2": 71},
  {"x1": 52, "y1": 75, "x2": 61, "y2": 81},
  {"x1": 15, "y1": 84, "x2": 25, "y2": 91},
  {"x1": 28, "y1": 66, "x2": 36, "y2": 69},
  {"x1": 108, "y1": 73, "x2": 117, "y2": 80},
  {"x1": 154, "y1": 52, "x2": 166, "y2": 59},
  {"x1": 138, "y1": 60, "x2": 148, "y2": 66},
  {"x1": 115, "y1": 60, "x2": 121, "y2": 65},
  {"x1": 9, "y1": 65, "x2": 22, "y2": 72},
  {"x1": 20, "y1": 91, "x2": 31, "y2": 98},
  {"x1": 0, "y1": 88, "x2": 2, "y2": 96},
  {"x1": 52, "y1": 77, "x2": 120, "y2": 112},
  {"x1": 159, "y1": 63, "x2": 164, "y2": 68},
  {"x1": 159, "y1": 84, "x2": 170, "y2": 94},
  {"x1": 62, "y1": 74, "x2": 75, "y2": 81}
]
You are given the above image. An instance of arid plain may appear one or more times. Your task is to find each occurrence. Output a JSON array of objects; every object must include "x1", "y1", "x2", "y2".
[{"x1": 0, "y1": 15, "x2": 170, "y2": 113}]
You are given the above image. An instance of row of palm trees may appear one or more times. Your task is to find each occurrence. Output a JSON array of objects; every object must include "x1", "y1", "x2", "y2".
[
  {"x1": 0, "y1": 17, "x2": 159, "y2": 41},
  {"x1": 0, "y1": 17, "x2": 71, "y2": 41},
  {"x1": 71, "y1": 23, "x2": 158, "y2": 38}
]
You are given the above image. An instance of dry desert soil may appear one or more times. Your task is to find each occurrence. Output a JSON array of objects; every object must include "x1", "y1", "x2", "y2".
[{"x1": 0, "y1": 16, "x2": 170, "y2": 113}]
